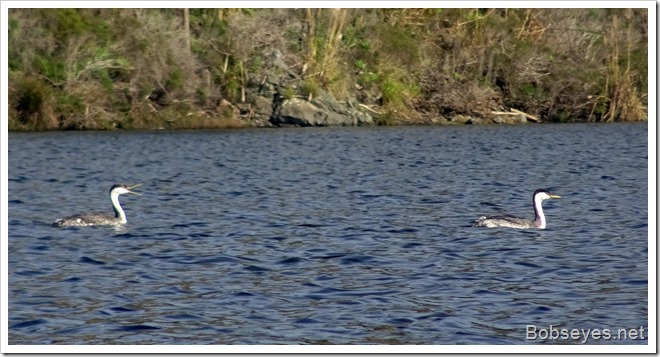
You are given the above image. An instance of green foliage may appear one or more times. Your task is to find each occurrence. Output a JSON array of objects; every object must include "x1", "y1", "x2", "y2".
[
  {"x1": 375, "y1": 24, "x2": 420, "y2": 70},
  {"x1": 48, "y1": 9, "x2": 90, "y2": 39},
  {"x1": 95, "y1": 69, "x2": 114, "y2": 92},
  {"x1": 380, "y1": 76, "x2": 403, "y2": 107},
  {"x1": 383, "y1": 26, "x2": 417, "y2": 58},
  {"x1": 246, "y1": 53, "x2": 265, "y2": 73},
  {"x1": 302, "y1": 78, "x2": 320, "y2": 99},
  {"x1": 7, "y1": 8, "x2": 649, "y2": 130},
  {"x1": 517, "y1": 83, "x2": 542, "y2": 99},
  {"x1": 285, "y1": 26, "x2": 303, "y2": 53},
  {"x1": 452, "y1": 72, "x2": 466, "y2": 82},
  {"x1": 92, "y1": 21, "x2": 112, "y2": 47},
  {"x1": 8, "y1": 13, "x2": 19, "y2": 32},
  {"x1": 224, "y1": 78, "x2": 241, "y2": 102},
  {"x1": 166, "y1": 68, "x2": 184, "y2": 91},
  {"x1": 341, "y1": 24, "x2": 359, "y2": 49},
  {"x1": 354, "y1": 59, "x2": 366, "y2": 71},
  {"x1": 358, "y1": 72, "x2": 379, "y2": 87},
  {"x1": 358, "y1": 39, "x2": 372, "y2": 52},
  {"x1": 628, "y1": 46, "x2": 648, "y2": 89},
  {"x1": 282, "y1": 86, "x2": 296, "y2": 100},
  {"x1": 590, "y1": 97, "x2": 610, "y2": 120},
  {"x1": 196, "y1": 88, "x2": 209, "y2": 105},
  {"x1": 379, "y1": 73, "x2": 420, "y2": 110},
  {"x1": 35, "y1": 55, "x2": 66, "y2": 83},
  {"x1": 56, "y1": 92, "x2": 85, "y2": 117}
]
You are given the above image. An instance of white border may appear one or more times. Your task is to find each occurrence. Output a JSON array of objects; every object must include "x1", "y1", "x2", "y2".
[
  {"x1": 1, "y1": 0, "x2": 7, "y2": 353},
  {"x1": 647, "y1": 0, "x2": 657, "y2": 354},
  {"x1": 2, "y1": 1, "x2": 655, "y2": 354},
  {"x1": 0, "y1": 344, "x2": 656, "y2": 353}
]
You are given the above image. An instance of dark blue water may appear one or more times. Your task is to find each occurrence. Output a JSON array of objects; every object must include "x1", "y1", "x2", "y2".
[{"x1": 8, "y1": 123, "x2": 648, "y2": 345}]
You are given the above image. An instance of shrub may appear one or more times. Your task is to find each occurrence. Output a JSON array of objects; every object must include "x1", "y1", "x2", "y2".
[
  {"x1": 302, "y1": 78, "x2": 320, "y2": 100},
  {"x1": 9, "y1": 75, "x2": 58, "y2": 130},
  {"x1": 6, "y1": 8, "x2": 648, "y2": 129}
]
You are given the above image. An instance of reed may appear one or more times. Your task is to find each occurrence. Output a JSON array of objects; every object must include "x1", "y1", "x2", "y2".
[
  {"x1": 303, "y1": 9, "x2": 348, "y2": 88},
  {"x1": 600, "y1": 11, "x2": 647, "y2": 122}
]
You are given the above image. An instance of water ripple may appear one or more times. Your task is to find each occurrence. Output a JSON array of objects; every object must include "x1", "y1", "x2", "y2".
[{"x1": 8, "y1": 124, "x2": 648, "y2": 345}]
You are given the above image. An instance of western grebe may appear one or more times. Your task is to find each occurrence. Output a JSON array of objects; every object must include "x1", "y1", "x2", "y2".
[
  {"x1": 473, "y1": 189, "x2": 561, "y2": 229},
  {"x1": 53, "y1": 184, "x2": 142, "y2": 227}
]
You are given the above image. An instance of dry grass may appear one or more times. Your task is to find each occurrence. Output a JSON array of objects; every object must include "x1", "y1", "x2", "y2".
[
  {"x1": 8, "y1": 8, "x2": 648, "y2": 130},
  {"x1": 600, "y1": 12, "x2": 647, "y2": 121},
  {"x1": 8, "y1": 75, "x2": 58, "y2": 130}
]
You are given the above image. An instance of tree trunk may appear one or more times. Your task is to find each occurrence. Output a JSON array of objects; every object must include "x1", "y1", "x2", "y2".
[{"x1": 183, "y1": 8, "x2": 190, "y2": 53}]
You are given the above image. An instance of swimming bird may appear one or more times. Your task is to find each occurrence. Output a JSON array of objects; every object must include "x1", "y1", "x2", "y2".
[
  {"x1": 53, "y1": 184, "x2": 142, "y2": 227},
  {"x1": 473, "y1": 189, "x2": 561, "y2": 229}
]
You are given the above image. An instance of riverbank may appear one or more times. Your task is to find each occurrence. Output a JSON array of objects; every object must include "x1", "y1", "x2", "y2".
[{"x1": 8, "y1": 8, "x2": 648, "y2": 131}]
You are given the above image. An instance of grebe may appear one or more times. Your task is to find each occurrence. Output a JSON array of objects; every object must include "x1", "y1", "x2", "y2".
[
  {"x1": 473, "y1": 189, "x2": 561, "y2": 229},
  {"x1": 53, "y1": 184, "x2": 142, "y2": 227}
]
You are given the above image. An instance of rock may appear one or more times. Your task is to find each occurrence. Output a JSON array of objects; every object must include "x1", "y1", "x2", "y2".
[
  {"x1": 311, "y1": 90, "x2": 346, "y2": 115},
  {"x1": 252, "y1": 96, "x2": 273, "y2": 116},
  {"x1": 352, "y1": 109, "x2": 375, "y2": 126},
  {"x1": 266, "y1": 74, "x2": 280, "y2": 87},
  {"x1": 267, "y1": 86, "x2": 377, "y2": 127},
  {"x1": 492, "y1": 115, "x2": 506, "y2": 124},
  {"x1": 466, "y1": 117, "x2": 483, "y2": 124},
  {"x1": 216, "y1": 99, "x2": 239, "y2": 118},
  {"x1": 514, "y1": 113, "x2": 528, "y2": 123},
  {"x1": 450, "y1": 115, "x2": 470, "y2": 124},
  {"x1": 270, "y1": 98, "x2": 345, "y2": 126},
  {"x1": 267, "y1": 49, "x2": 299, "y2": 80},
  {"x1": 490, "y1": 113, "x2": 527, "y2": 124},
  {"x1": 346, "y1": 98, "x2": 376, "y2": 126},
  {"x1": 430, "y1": 116, "x2": 451, "y2": 125}
]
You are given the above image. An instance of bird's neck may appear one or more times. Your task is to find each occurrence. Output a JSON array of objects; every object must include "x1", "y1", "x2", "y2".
[
  {"x1": 533, "y1": 196, "x2": 546, "y2": 229},
  {"x1": 110, "y1": 192, "x2": 127, "y2": 223}
]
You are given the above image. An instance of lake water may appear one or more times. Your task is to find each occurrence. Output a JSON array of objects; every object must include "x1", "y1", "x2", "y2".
[{"x1": 7, "y1": 123, "x2": 648, "y2": 346}]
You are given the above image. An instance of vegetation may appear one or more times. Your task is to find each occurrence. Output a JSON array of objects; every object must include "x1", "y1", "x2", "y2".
[{"x1": 8, "y1": 8, "x2": 648, "y2": 130}]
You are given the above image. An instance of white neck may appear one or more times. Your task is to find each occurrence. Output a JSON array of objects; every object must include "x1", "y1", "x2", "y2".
[
  {"x1": 110, "y1": 192, "x2": 127, "y2": 224},
  {"x1": 533, "y1": 195, "x2": 546, "y2": 229}
]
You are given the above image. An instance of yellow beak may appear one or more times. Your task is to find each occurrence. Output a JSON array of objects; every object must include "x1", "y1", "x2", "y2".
[{"x1": 128, "y1": 183, "x2": 143, "y2": 195}]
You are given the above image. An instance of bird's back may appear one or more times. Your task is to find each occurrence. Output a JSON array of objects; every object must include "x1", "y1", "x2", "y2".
[
  {"x1": 53, "y1": 213, "x2": 118, "y2": 227},
  {"x1": 473, "y1": 215, "x2": 535, "y2": 229}
]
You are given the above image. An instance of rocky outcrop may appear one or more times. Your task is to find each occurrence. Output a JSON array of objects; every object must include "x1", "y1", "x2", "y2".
[
  {"x1": 443, "y1": 112, "x2": 530, "y2": 125},
  {"x1": 269, "y1": 90, "x2": 375, "y2": 127},
  {"x1": 233, "y1": 48, "x2": 375, "y2": 128},
  {"x1": 234, "y1": 48, "x2": 534, "y2": 128}
]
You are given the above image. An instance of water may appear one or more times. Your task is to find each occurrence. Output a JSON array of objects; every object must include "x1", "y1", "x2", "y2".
[{"x1": 8, "y1": 123, "x2": 648, "y2": 345}]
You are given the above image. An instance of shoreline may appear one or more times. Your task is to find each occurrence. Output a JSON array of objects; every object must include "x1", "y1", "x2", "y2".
[{"x1": 8, "y1": 117, "x2": 648, "y2": 133}]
